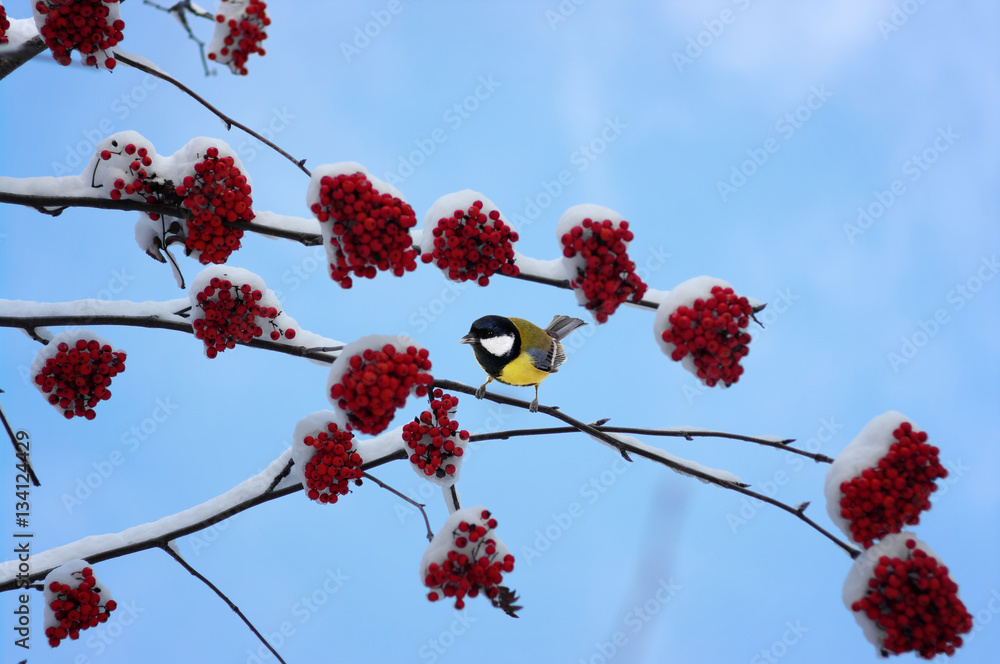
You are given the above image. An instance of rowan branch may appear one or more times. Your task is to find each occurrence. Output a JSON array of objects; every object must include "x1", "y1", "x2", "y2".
[
  {"x1": 0, "y1": 393, "x2": 41, "y2": 486},
  {"x1": 0, "y1": 300, "x2": 340, "y2": 364},
  {"x1": 470, "y1": 425, "x2": 832, "y2": 464},
  {"x1": 0, "y1": 35, "x2": 46, "y2": 82},
  {"x1": 0, "y1": 446, "x2": 406, "y2": 592},
  {"x1": 160, "y1": 544, "x2": 287, "y2": 664},
  {"x1": 112, "y1": 51, "x2": 311, "y2": 176},
  {"x1": 435, "y1": 378, "x2": 858, "y2": 558}
]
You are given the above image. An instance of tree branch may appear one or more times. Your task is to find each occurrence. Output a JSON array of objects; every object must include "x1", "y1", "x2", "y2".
[
  {"x1": 0, "y1": 393, "x2": 41, "y2": 486},
  {"x1": 470, "y1": 425, "x2": 833, "y2": 464},
  {"x1": 0, "y1": 35, "x2": 46, "y2": 82},
  {"x1": 112, "y1": 51, "x2": 311, "y2": 177},
  {"x1": 160, "y1": 544, "x2": 287, "y2": 664}
]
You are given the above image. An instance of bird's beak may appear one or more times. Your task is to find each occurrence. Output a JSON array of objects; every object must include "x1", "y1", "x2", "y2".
[{"x1": 459, "y1": 333, "x2": 476, "y2": 345}]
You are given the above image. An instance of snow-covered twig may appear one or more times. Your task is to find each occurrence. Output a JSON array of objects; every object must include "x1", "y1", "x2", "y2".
[
  {"x1": 471, "y1": 425, "x2": 833, "y2": 464},
  {"x1": 0, "y1": 33, "x2": 46, "y2": 82},
  {"x1": 0, "y1": 446, "x2": 407, "y2": 592},
  {"x1": 111, "y1": 51, "x2": 312, "y2": 177},
  {"x1": 0, "y1": 298, "x2": 340, "y2": 363},
  {"x1": 0, "y1": 190, "x2": 189, "y2": 219},
  {"x1": 436, "y1": 378, "x2": 859, "y2": 558},
  {"x1": 160, "y1": 544, "x2": 287, "y2": 664}
]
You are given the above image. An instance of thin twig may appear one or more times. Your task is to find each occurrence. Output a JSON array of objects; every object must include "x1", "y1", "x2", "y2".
[
  {"x1": 470, "y1": 425, "x2": 832, "y2": 463},
  {"x1": 507, "y1": 271, "x2": 660, "y2": 309},
  {"x1": 160, "y1": 544, "x2": 287, "y2": 664},
  {"x1": 434, "y1": 378, "x2": 859, "y2": 558},
  {"x1": 265, "y1": 459, "x2": 294, "y2": 493},
  {"x1": 433, "y1": 379, "x2": 633, "y2": 461},
  {"x1": 112, "y1": 52, "x2": 311, "y2": 176},
  {"x1": 0, "y1": 396, "x2": 41, "y2": 486},
  {"x1": 361, "y1": 472, "x2": 434, "y2": 542},
  {"x1": 143, "y1": 0, "x2": 216, "y2": 76}
]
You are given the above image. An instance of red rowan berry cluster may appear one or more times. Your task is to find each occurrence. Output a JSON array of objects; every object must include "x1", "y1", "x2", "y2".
[
  {"x1": 99, "y1": 142, "x2": 167, "y2": 218},
  {"x1": 330, "y1": 344, "x2": 432, "y2": 434},
  {"x1": 301, "y1": 422, "x2": 364, "y2": 504},
  {"x1": 45, "y1": 567, "x2": 117, "y2": 647},
  {"x1": 193, "y1": 277, "x2": 293, "y2": 358},
  {"x1": 421, "y1": 201, "x2": 519, "y2": 286},
  {"x1": 34, "y1": 338, "x2": 126, "y2": 420},
  {"x1": 660, "y1": 285, "x2": 754, "y2": 387},
  {"x1": 403, "y1": 389, "x2": 468, "y2": 481},
  {"x1": 208, "y1": 0, "x2": 270, "y2": 75},
  {"x1": 852, "y1": 539, "x2": 972, "y2": 658},
  {"x1": 0, "y1": 4, "x2": 11, "y2": 45},
  {"x1": 34, "y1": 0, "x2": 124, "y2": 69},
  {"x1": 424, "y1": 509, "x2": 515, "y2": 611},
  {"x1": 175, "y1": 147, "x2": 254, "y2": 264},
  {"x1": 311, "y1": 172, "x2": 419, "y2": 288},
  {"x1": 560, "y1": 218, "x2": 647, "y2": 323},
  {"x1": 839, "y1": 423, "x2": 947, "y2": 548}
]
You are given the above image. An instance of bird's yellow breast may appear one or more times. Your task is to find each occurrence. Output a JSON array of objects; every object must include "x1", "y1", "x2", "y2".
[{"x1": 496, "y1": 352, "x2": 552, "y2": 387}]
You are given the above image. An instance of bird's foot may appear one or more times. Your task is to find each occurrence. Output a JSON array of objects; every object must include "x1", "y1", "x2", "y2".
[
  {"x1": 529, "y1": 398, "x2": 539, "y2": 413},
  {"x1": 475, "y1": 384, "x2": 487, "y2": 399}
]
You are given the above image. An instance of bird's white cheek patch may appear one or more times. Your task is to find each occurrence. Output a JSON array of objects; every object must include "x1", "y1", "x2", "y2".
[{"x1": 481, "y1": 334, "x2": 515, "y2": 357}]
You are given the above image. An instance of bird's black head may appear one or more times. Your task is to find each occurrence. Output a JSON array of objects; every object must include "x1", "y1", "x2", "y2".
[{"x1": 460, "y1": 315, "x2": 520, "y2": 376}]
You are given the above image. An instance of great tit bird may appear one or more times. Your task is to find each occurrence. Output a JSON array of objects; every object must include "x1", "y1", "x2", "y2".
[{"x1": 460, "y1": 315, "x2": 587, "y2": 413}]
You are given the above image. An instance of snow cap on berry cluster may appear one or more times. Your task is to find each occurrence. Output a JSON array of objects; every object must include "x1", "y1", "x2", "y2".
[
  {"x1": 207, "y1": 0, "x2": 270, "y2": 75},
  {"x1": 86, "y1": 131, "x2": 159, "y2": 192},
  {"x1": 326, "y1": 334, "x2": 432, "y2": 434},
  {"x1": 33, "y1": 0, "x2": 125, "y2": 71},
  {"x1": 556, "y1": 204, "x2": 647, "y2": 323},
  {"x1": 419, "y1": 190, "x2": 520, "y2": 286},
  {"x1": 824, "y1": 411, "x2": 945, "y2": 547},
  {"x1": 30, "y1": 328, "x2": 126, "y2": 420},
  {"x1": 43, "y1": 559, "x2": 116, "y2": 647},
  {"x1": 420, "y1": 506, "x2": 515, "y2": 612},
  {"x1": 653, "y1": 275, "x2": 744, "y2": 384},
  {"x1": 188, "y1": 265, "x2": 298, "y2": 357},
  {"x1": 843, "y1": 532, "x2": 971, "y2": 658}
]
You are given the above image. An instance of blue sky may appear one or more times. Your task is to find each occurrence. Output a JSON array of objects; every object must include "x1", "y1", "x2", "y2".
[{"x1": 1, "y1": 1, "x2": 998, "y2": 663}]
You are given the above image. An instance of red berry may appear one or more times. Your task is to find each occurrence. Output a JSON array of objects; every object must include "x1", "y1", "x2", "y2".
[
  {"x1": 421, "y1": 198, "x2": 519, "y2": 285},
  {"x1": 301, "y1": 422, "x2": 364, "y2": 505},
  {"x1": 179, "y1": 149, "x2": 254, "y2": 264},
  {"x1": 43, "y1": 563, "x2": 117, "y2": 648},
  {"x1": 560, "y1": 217, "x2": 647, "y2": 322},
  {"x1": 309, "y1": 171, "x2": 419, "y2": 288},
  {"x1": 33, "y1": 332, "x2": 126, "y2": 419},
  {"x1": 329, "y1": 343, "x2": 433, "y2": 434},
  {"x1": 208, "y1": 0, "x2": 270, "y2": 75},
  {"x1": 192, "y1": 274, "x2": 285, "y2": 357},
  {"x1": 402, "y1": 389, "x2": 468, "y2": 483},
  {"x1": 838, "y1": 423, "x2": 947, "y2": 548},
  {"x1": 34, "y1": 0, "x2": 125, "y2": 69}
]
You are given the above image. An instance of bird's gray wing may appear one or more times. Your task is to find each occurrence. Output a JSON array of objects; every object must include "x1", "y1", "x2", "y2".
[{"x1": 527, "y1": 340, "x2": 566, "y2": 373}]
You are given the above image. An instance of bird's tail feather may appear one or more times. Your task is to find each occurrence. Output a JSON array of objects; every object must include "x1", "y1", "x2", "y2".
[{"x1": 545, "y1": 315, "x2": 587, "y2": 340}]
